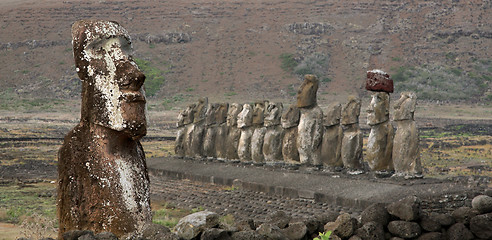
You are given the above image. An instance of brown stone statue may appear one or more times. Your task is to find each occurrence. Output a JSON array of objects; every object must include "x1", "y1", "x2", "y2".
[
  {"x1": 281, "y1": 104, "x2": 300, "y2": 163},
  {"x1": 392, "y1": 92, "x2": 422, "y2": 176},
  {"x1": 175, "y1": 104, "x2": 195, "y2": 157},
  {"x1": 321, "y1": 102, "x2": 343, "y2": 167},
  {"x1": 340, "y1": 96, "x2": 363, "y2": 170},
  {"x1": 58, "y1": 20, "x2": 151, "y2": 238},
  {"x1": 296, "y1": 75, "x2": 323, "y2": 165},
  {"x1": 251, "y1": 101, "x2": 268, "y2": 162},
  {"x1": 203, "y1": 103, "x2": 218, "y2": 158},
  {"x1": 225, "y1": 103, "x2": 243, "y2": 160},
  {"x1": 237, "y1": 104, "x2": 254, "y2": 161},
  {"x1": 366, "y1": 92, "x2": 394, "y2": 171},
  {"x1": 263, "y1": 102, "x2": 284, "y2": 162},
  {"x1": 214, "y1": 103, "x2": 229, "y2": 159},
  {"x1": 189, "y1": 97, "x2": 208, "y2": 158}
]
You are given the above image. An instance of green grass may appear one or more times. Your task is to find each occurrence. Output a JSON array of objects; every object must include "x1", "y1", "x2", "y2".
[
  {"x1": 134, "y1": 58, "x2": 166, "y2": 97},
  {"x1": 279, "y1": 53, "x2": 297, "y2": 73}
]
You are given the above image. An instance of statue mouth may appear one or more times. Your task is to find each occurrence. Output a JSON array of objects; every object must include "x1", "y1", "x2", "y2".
[{"x1": 122, "y1": 92, "x2": 146, "y2": 103}]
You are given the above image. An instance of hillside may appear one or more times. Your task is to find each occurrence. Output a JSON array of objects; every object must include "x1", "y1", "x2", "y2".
[{"x1": 0, "y1": 0, "x2": 491, "y2": 111}]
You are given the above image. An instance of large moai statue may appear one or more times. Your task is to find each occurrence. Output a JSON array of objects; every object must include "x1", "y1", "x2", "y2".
[
  {"x1": 225, "y1": 103, "x2": 243, "y2": 160},
  {"x1": 175, "y1": 104, "x2": 195, "y2": 157},
  {"x1": 58, "y1": 20, "x2": 151, "y2": 238},
  {"x1": 393, "y1": 92, "x2": 422, "y2": 176},
  {"x1": 237, "y1": 104, "x2": 254, "y2": 161},
  {"x1": 189, "y1": 97, "x2": 208, "y2": 158},
  {"x1": 341, "y1": 96, "x2": 363, "y2": 170},
  {"x1": 321, "y1": 103, "x2": 343, "y2": 167},
  {"x1": 263, "y1": 102, "x2": 284, "y2": 162},
  {"x1": 296, "y1": 75, "x2": 323, "y2": 165},
  {"x1": 365, "y1": 70, "x2": 395, "y2": 171},
  {"x1": 214, "y1": 103, "x2": 229, "y2": 159},
  {"x1": 251, "y1": 101, "x2": 268, "y2": 163},
  {"x1": 281, "y1": 104, "x2": 300, "y2": 163},
  {"x1": 203, "y1": 103, "x2": 218, "y2": 158}
]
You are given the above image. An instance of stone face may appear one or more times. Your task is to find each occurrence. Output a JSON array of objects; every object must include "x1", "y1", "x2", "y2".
[
  {"x1": 366, "y1": 122, "x2": 394, "y2": 171},
  {"x1": 252, "y1": 101, "x2": 267, "y2": 126},
  {"x1": 296, "y1": 74, "x2": 319, "y2": 108},
  {"x1": 471, "y1": 195, "x2": 492, "y2": 214},
  {"x1": 323, "y1": 102, "x2": 342, "y2": 127},
  {"x1": 237, "y1": 104, "x2": 253, "y2": 129},
  {"x1": 193, "y1": 97, "x2": 208, "y2": 124},
  {"x1": 297, "y1": 106, "x2": 323, "y2": 165},
  {"x1": 189, "y1": 98, "x2": 208, "y2": 158},
  {"x1": 58, "y1": 20, "x2": 151, "y2": 238},
  {"x1": 281, "y1": 104, "x2": 300, "y2": 129},
  {"x1": 175, "y1": 105, "x2": 195, "y2": 157},
  {"x1": 387, "y1": 221, "x2": 421, "y2": 239},
  {"x1": 386, "y1": 195, "x2": 421, "y2": 221},
  {"x1": 175, "y1": 211, "x2": 219, "y2": 240},
  {"x1": 225, "y1": 103, "x2": 243, "y2": 160},
  {"x1": 446, "y1": 223, "x2": 474, "y2": 240},
  {"x1": 341, "y1": 96, "x2": 361, "y2": 125},
  {"x1": 470, "y1": 213, "x2": 492, "y2": 239},
  {"x1": 321, "y1": 103, "x2": 342, "y2": 167},
  {"x1": 264, "y1": 102, "x2": 283, "y2": 127},
  {"x1": 393, "y1": 92, "x2": 416, "y2": 121},
  {"x1": 367, "y1": 92, "x2": 390, "y2": 126},
  {"x1": 366, "y1": 69, "x2": 394, "y2": 93}
]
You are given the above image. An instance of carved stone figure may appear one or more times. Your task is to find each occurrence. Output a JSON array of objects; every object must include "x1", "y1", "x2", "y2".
[
  {"x1": 189, "y1": 97, "x2": 208, "y2": 158},
  {"x1": 251, "y1": 101, "x2": 268, "y2": 162},
  {"x1": 214, "y1": 103, "x2": 229, "y2": 159},
  {"x1": 225, "y1": 103, "x2": 243, "y2": 160},
  {"x1": 281, "y1": 104, "x2": 300, "y2": 163},
  {"x1": 296, "y1": 75, "x2": 323, "y2": 165},
  {"x1": 203, "y1": 103, "x2": 218, "y2": 158},
  {"x1": 393, "y1": 92, "x2": 422, "y2": 176},
  {"x1": 366, "y1": 92, "x2": 394, "y2": 171},
  {"x1": 263, "y1": 102, "x2": 284, "y2": 162},
  {"x1": 58, "y1": 20, "x2": 151, "y2": 238},
  {"x1": 321, "y1": 102, "x2": 343, "y2": 167},
  {"x1": 175, "y1": 104, "x2": 195, "y2": 157},
  {"x1": 341, "y1": 96, "x2": 363, "y2": 170},
  {"x1": 237, "y1": 104, "x2": 254, "y2": 161}
]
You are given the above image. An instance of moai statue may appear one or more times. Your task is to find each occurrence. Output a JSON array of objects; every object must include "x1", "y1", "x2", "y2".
[
  {"x1": 366, "y1": 92, "x2": 394, "y2": 171},
  {"x1": 281, "y1": 104, "x2": 300, "y2": 163},
  {"x1": 203, "y1": 103, "x2": 218, "y2": 158},
  {"x1": 214, "y1": 103, "x2": 229, "y2": 159},
  {"x1": 225, "y1": 103, "x2": 243, "y2": 160},
  {"x1": 175, "y1": 104, "x2": 195, "y2": 157},
  {"x1": 263, "y1": 102, "x2": 284, "y2": 162},
  {"x1": 341, "y1": 96, "x2": 363, "y2": 170},
  {"x1": 58, "y1": 20, "x2": 151, "y2": 238},
  {"x1": 393, "y1": 92, "x2": 422, "y2": 176},
  {"x1": 321, "y1": 102, "x2": 343, "y2": 167},
  {"x1": 189, "y1": 97, "x2": 208, "y2": 158},
  {"x1": 251, "y1": 100, "x2": 268, "y2": 163},
  {"x1": 237, "y1": 104, "x2": 254, "y2": 161},
  {"x1": 296, "y1": 75, "x2": 323, "y2": 165}
]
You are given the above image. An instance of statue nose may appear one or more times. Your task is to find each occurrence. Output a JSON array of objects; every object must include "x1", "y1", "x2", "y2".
[{"x1": 116, "y1": 60, "x2": 146, "y2": 90}]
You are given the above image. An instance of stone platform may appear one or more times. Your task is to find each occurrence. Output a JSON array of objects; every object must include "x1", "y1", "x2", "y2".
[{"x1": 147, "y1": 157, "x2": 484, "y2": 211}]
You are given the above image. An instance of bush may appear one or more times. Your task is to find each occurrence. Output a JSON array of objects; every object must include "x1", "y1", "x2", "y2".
[
  {"x1": 279, "y1": 53, "x2": 297, "y2": 73},
  {"x1": 134, "y1": 58, "x2": 165, "y2": 97}
]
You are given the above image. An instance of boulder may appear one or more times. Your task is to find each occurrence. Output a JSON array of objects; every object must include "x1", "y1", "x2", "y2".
[
  {"x1": 386, "y1": 196, "x2": 421, "y2": 221},
  {"x1": 428, "y1": 212, "x2": 455, "y2": 227},
  {"x1": 354, "y1": 221, "x2": 385, "y2": 240},
  {"x1": 324, "y1": 213, "x2": 358, "y2": 239},
  {"x1": 387, "y1": 221, "x2": 421, "y2": 239},
  {"x1": 470, "y1": 213, "x2": 492, "y2": 239},
  {"x1": 280, "y1": 222, "x2": 307, "y2": 240},
  {"x1": 201, "y1": 228, "x2": 232, "y2": 240},
  {"x1": 452, "y1": 206, "x2": 479, "y2": 225},
  {"x1": 256, "y1": 223, "x2": 285, "y2": 240},
  {"x1": 419, "y1": 214, "x2": 441, "y2": 232},
  {"x1": 471, "y1": 195, "x2": 492, "y2": 214},
  {"x1": 142, "y1": 223, "x2": 173, "y2": 240},
  {"x1": 361, "y1": 203, "x2": 390, "y2": 226},
  {"x1": 267, "y1": 211, "x2": 291, "y2": 229},
  {"x1": 175, "y1": 211, "x2": 220, "y2": 240},
  {"x1": 230, "y1": 230, "x2": 266, "y2": 240},
  {"x1": 416, "y1": 232, "x2": 443, "y2": 240},
  {"x1": 446, "y1": 223, "x2": 474, "y2": 240},
  {"x1": 94, "y1": 232, "x2": 118, "y2": 240}
]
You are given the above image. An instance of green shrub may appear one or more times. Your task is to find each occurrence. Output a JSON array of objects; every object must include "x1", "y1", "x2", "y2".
[
  {"x1": 134, "y1": 58, "x2": 165, "y2": 97},
  {"x1": 279, "y1": 53, "x2": 297, "y2": 72}
]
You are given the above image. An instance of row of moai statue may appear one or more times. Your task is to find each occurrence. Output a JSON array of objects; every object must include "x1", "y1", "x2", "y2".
[{"x1": 175, "y1": 73, "x2": 422, "y2": 176}]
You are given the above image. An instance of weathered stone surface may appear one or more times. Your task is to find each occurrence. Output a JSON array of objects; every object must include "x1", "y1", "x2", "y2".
[
  {"x1": 280, "y1": 222, "x2": 307, "y2": 240},
  {"x1": 296, "y1": 74, "x2": 319, "y2": 108},
  {"x1": 367, "y1": 92, "x2": 390, "y2": 126},
  {"x1": 62, "y1": 230, "x2": 94, "y2": 240},
  {"x1": 251, "y1": 127, "x2": 266, "y2": 163},
  {"x1": 175, "y1": 104, "x2": 195, "y2": 157},
  {"x1": 393, "y1": 92, "x2": 421, "y2": 176},
  {"x1": 297, "y1": 106, "x2": 323, "y2": 165},
  {"x1": 203, "y1": 103, "x2": 219, "y2": 158},
  {"x1": 175, "y1": 211, "x2": 219, "y2": 240},
  {"x1": 452, "y1": 206, "x2": 479, "y2": 225},
  {"x1": 142, "y1": 223, "x2": 177, "y2": 240},
  {"x1": 387, "y1": 221, "x2": 421, "y2": 239},
  {"x1": 361, "y1": 203, "x2": 390, "y2": 227},
  {"x1": 366, "y1": 122, "x2": 394, "y2": 171},
  {"x1": 281, "y1": 104, "x2": 300, "y2": 163},
  {"x1": 472, "y1": 195, "x2": 492, "y2": 214},
  {"x1": 237, "y1": 104, "x2": 254, "y2": 161},
  {"x1": 281, "y1": 104, "x2": 300, "y2": 129},
  {"x1": 252, "y1": 101, "x2": 267, "y2": 126},
  {"x1": 215, "y1": 123, "x2": 229, "y2": 160},
  {"x1": 419, "y1": 214, "x2": 441, "y2": 232},
  {"x1": 193, "y1": 97, "x2": 208, "y2": 124},
  {"x1": 267, "y1": 211, "x2": 291, "y2": 229},
  {"x1": 386, "y1": 195, "x2": 421, "y2": 221},
  {"x1": 201, "y1": 228, "x2": 231, "y2": 240},
  {"x1": 58, "y1": 20, "x2": 151, "y2": 238},
  {"x1": 236, "y1": 219, "x2": 255, "y2": 231},
  {"x1": 264, "y1": 102, "x2": 282, "y2": 127},
  {"x1": 94, "y1": 231, "x2": 118, "y2": 240},
  {"x1": 189, "y1": 98, "x2": 208, "y2": 158},
  {"x1": 225, "y1": 103, "x2": 243, "y2": 160},
  {"x1": 354, "y1": 221, "x2": 385, "y2": 240},
  {"x1": 428, "y1": 212, "x2": 455, "y2": 227},
  {"x1": 446, "y1": 223, "x2": 474, "y2": 240},
  {"x1": 256, "y1": 223, "x2": 285, "y2": 240},
  {"x1": 416, "y1": 232, "x2": 442, "y2": 240},
  {"x1": 341, "y1": 96, "x2": 361, "y2": 125},
  {"x1": 366, "y1": 69, "x2": 394, "y2": 93},
  {"x1": 323, "y1": 102, "x2": 342, "y2": 126},
  {"x1": 470, "y1": 213, "x2": 492, "y2": 239},
  {"x1": 341, "y1": 124, "x2": 363, "y2": 169},
  {"x1": 321, "y1": 103, "x2": 342, "y2": 167},
  {"x1": 263, "y1": 125, "x2": 284, "y2": 162},
  {"x1": 324, "y1": 213, "x2": 358, "y2": 239},
  {"x1": 230, "y1": 230, "x2": 266, "y2": 240}
]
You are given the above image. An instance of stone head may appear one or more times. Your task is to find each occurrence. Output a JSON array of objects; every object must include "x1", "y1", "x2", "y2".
[
  {"x1": 281, "y1": 104, "x2": 300, "y2": 129},
  {"x1": 264, "y1": 102, "x2": 283, "y2": 127},
  {"x1": 72, "y1": 20, "x2": 146, "y2": 140},
  {"x1": 323, "y1": 102, "x2": 342, "y2": 127},
  {"x1": 252, "y1": 100, "x2": 267, "y2": 126},
  {"x1": 296, "y1": 74, "x2": 319, "y2": 108},
  {"x1": 227, "y1": 103, "x2": 243, "y2": 127},
  {"x1": 341, "y1": 96, "x2": 361, "y2": 125},
  {"x1": 193, "y1": 97, "x2": 208, "y2": 123},
  {"x1": 367, "y1": 92, "x2": 390, "y2": 126},
  {"x1": 177, "y1": 104, "x2": 195, "y2": 127},
  {"x1": 394, "y1": 92, "x2": 417, "y2": 121},
  {"x1": 237, "y1": 104, "x2": 253, "y2": 129},
  {"x1": 205, "y1": 103, "x2": 218, "y2": 126},
  {"x1": 215, "y1": 103, "x2": 229, "y2": 124}
]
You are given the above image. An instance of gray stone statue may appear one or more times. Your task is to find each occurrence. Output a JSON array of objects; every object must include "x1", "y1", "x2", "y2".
[
  {"x1": 393, "y1": 92, "x2": 422, "y2": 176},
  {"x1": 189, "y1": 97, "x2": 208, "y2": 158},
  {"x1": 237, "y1": 104, "x2": 254, "y2": 161},
  {"x1": 251, "y1": 101, "x2": 268, "y2": 163},
  {"x1": 263, "y1": 102, "x2": 284, "y2": 162},
  {"x1": 214, "y1": 103, "x2": 229, "y2": 160},
  {"x1": 321, "y1": 102, "x2": 343, "y2": 167},
  {"x1": 175, "y1": 104, "x2": 195, "y2": 157},
  {"x1": 296, "y1": 75, "x2": 323, "y2": 165},
  {"x1": 366, "y1": 92, "x2": 394, "y2": 171},
  {"x1": 341, "y1": 96, "x2": 363, "y2": 170},
  {"x1": 203, "y1": 103, "x2": 218, "y2": 158},
  {"x1": 225, "y1": 103, "x2": 243, "y2": 160},
  {"x1": 281, "y1": 104, "x2": 300, "y2": 163}
]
